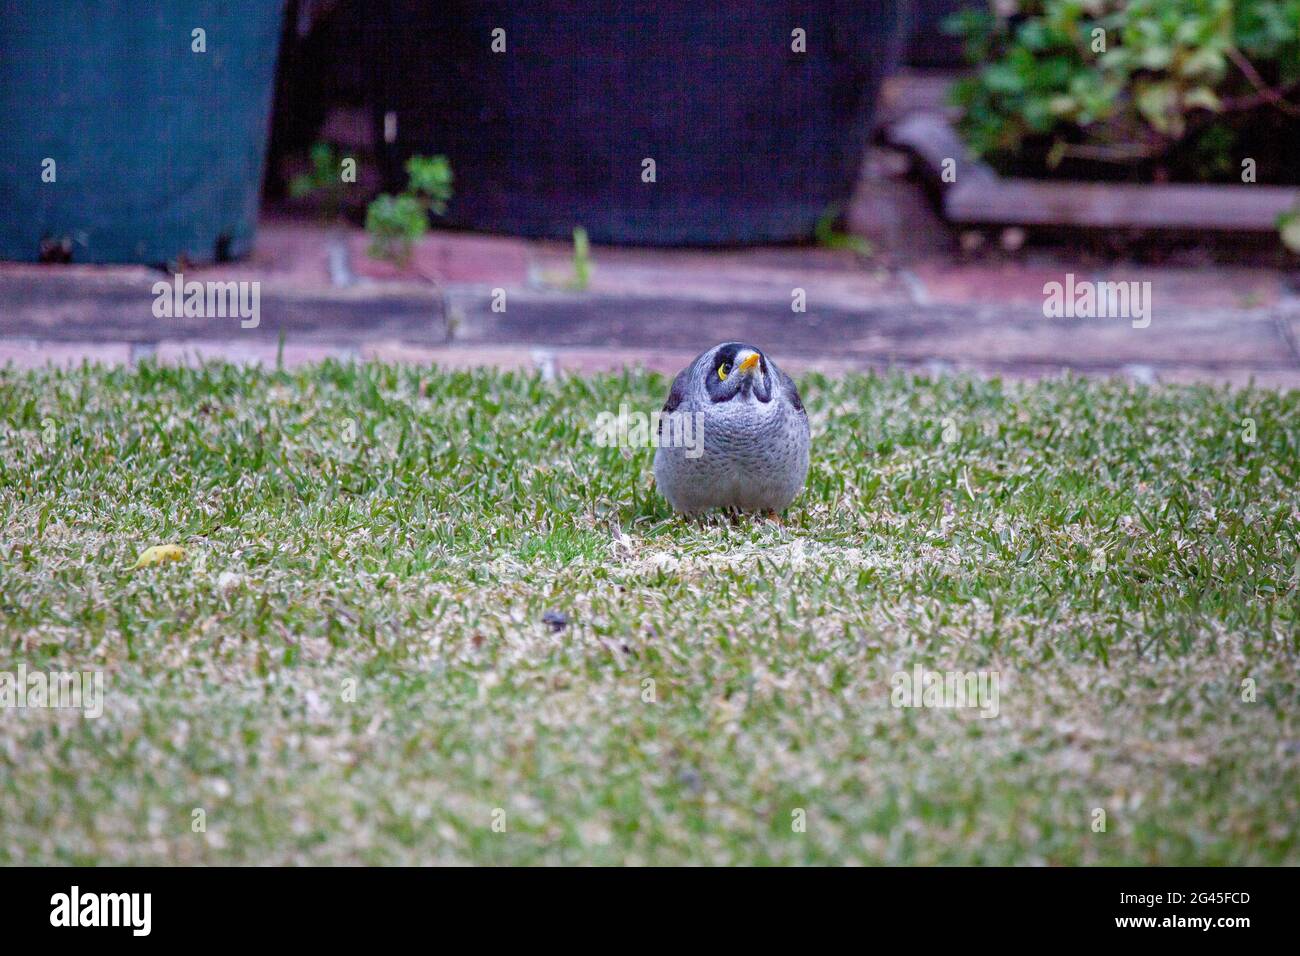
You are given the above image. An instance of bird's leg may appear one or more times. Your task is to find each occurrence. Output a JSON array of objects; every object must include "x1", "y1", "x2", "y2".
[{"x1": 764, "y1": 509, "x2": 783, "y2": 525}]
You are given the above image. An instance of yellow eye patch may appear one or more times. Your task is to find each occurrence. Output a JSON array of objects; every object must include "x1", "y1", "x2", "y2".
[{"x1": 717, "y1": 363, "x2": 730, "y2": 381}]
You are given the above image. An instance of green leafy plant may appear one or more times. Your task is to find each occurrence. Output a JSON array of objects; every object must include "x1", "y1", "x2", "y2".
[
  {"x1": 288, "y1": 143, "x2": 351, "y2": 222},
  {"x1": 365, "y1": 155, "x2": 453, "y2": 265},
  {"x1": 950, "y1": 0, "x2": 1300, "y2": 183}
]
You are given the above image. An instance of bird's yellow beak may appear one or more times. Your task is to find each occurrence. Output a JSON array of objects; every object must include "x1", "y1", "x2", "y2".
[{"x1": 737, "y1": 353, "x2": 760, "y2": 374}]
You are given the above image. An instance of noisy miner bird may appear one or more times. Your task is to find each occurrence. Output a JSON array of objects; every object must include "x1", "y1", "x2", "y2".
[{"x1": 653, "y1": 343, "x2": 810, "y2": 514}]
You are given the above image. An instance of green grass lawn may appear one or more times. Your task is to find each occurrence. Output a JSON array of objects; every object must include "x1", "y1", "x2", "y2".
[{"x1": 1, "y1": 360, "x2": 1297, "y2": 864}]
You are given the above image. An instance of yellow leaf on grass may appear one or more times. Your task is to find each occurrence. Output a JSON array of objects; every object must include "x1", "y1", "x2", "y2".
[{"x1": 132, "y1": 544, "x2": 187, "y2": 569}]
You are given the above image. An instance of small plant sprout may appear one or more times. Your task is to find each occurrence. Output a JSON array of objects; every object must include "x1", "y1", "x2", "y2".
[
  {"x1": 571, "y1": 226, "x2": 592, "y2": 290},
  {"x1": 814, "y1": 206, "x2": 872, "y2": 257},
  {"x1": 1279, "y1": 207, "x2": 1300, "y2": 254}
]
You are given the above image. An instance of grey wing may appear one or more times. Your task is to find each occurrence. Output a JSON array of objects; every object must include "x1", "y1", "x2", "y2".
[
  {"x1": 659, "y1": 366, "x2": 691, "y2": 443},
  {"x1": 773, "y1": 362, "x2": 807, "y2": 420},
  {"x1": 662, "y1": 366, "x2": 690, "y2": 414}
]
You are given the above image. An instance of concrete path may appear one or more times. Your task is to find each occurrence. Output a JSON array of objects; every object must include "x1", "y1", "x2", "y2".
[{"x1": 2, "y1": 217, "x2": 1298, "y2": 388}]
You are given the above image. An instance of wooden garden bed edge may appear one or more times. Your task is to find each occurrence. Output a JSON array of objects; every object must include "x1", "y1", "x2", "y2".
[{"x1": 885, "y1": 111, "x2": 1300, "y2": 232}]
